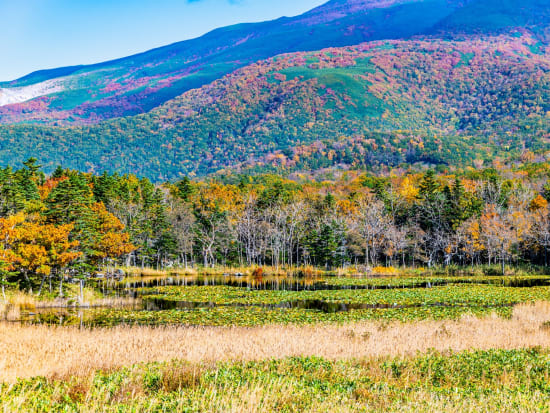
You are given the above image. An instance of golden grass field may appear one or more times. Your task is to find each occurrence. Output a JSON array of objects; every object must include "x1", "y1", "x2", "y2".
[{"x1": 2, "y1": 301, "x2": 550, "y2": 383}]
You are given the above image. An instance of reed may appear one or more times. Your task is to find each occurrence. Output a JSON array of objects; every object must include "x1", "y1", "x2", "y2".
[{"x1": 2, "y1": 301, "x2": 550, "y2": 383}]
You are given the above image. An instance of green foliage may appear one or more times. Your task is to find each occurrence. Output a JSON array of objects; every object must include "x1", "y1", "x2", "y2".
[{"x1": 3, "y1": 349, "x2": 550, "y2": 411}]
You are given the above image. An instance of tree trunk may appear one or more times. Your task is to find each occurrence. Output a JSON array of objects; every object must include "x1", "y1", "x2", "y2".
[
  {"x1": 37, "y1": 274, "x2": 47, "y2": 296},
  {"x1": 59, "y1": 274, "x2": 64, "y2": 298}
]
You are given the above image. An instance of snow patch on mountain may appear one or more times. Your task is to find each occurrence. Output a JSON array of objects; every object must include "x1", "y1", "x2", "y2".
[{"x1": 0, "y1": 79, "x2": 65, "y2": 106}]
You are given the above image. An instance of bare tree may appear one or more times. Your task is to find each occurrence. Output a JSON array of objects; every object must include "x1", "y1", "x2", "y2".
[
  {"x1": 166, "y1": 199, "x2": 195, "y2": 268},
  {"x1": 529, "y1": 207, "x2": 550, "y2": 265},
  {"x1": 352, "y1": 197, "x2": 389, "y2": 266}
]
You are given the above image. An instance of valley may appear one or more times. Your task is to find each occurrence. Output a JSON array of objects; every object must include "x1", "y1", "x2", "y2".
[{"x1": 2, "y1": 0, "x2": 550, "y2": 411}]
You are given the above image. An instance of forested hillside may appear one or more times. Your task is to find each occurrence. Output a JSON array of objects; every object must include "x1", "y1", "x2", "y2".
[
  {"x1": 0, "y1": 0, "x2": 463, "y2": 124},
  {"x1": 434, "y1": 0, "x2": 550, "y2": 39},
  {"x1": 0, "y1": 34, "x2": 548, "y2": 180},
  {"x1": 0, "y1": 0, "x2": 547, "y2": 124}
]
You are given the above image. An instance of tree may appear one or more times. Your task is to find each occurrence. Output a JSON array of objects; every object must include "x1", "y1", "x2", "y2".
[
  {"x1": 457, "y1": 218, "x2": 484, "y2": 267},
  {"x1": 529, "y1": 204, "x2": 550, "y2": 265},
  {"x1": 45, "y1": 172, "x2": 93, "y2": 225},
  {"x1": 88, "y1": 203, "x2": 135, "y2": 266},
  {"x1": 176, "y1": 177, "x2": 195, "y2": 202},
  {"x1": 352, "y1": 196, "x2": 389, "y2": 266},
  {"x1": 166, "y1": 198, "x2": 196, "y2": 267},
  {"x1": 15, "y1": 221, "x2": 81, "y2": 296},
  {"x1": 479, "y1": 205, "x2": 516, "y2": 275},
  {"x1": 192, "y1": 184, "x2": 239, "y2": 267},
  {"x1": 236, "y1": 193, "x2": 265, "y2": 266},
  {"x1": 0, "y1": 213, "x2": 24, "y2": 299}
]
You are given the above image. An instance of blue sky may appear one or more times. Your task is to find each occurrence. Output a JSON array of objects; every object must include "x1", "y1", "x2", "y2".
[{"x1": 0, "y1": 0, "x2": 326, "y2": 81}]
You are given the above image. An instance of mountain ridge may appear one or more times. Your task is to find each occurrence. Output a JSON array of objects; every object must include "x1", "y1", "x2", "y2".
[
  {"x1": 0, "y1": 0, "x2": 548, "y2": 181},
  {"x1": 0, "y1": 33, "x2": 547, "y2": 180},
  {"x1": 0, "y1": 0, "x2": 465, "y2": 124}
]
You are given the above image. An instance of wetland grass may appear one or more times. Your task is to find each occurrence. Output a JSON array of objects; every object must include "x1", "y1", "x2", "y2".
[
  {"x1": 2, "y1": 301, "x2": 550, "y2": 383},
  {"x1": 3, "y1": 347, "x2": 550, "y2": 411}
]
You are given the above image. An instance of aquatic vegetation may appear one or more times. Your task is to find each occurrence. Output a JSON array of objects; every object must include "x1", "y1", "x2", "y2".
[
  {"x1": 138, "y1": 283, "x2": 550, "y2": 308},
  {"x1": 32, "y1": 303, "x2": 511, "y2": 327},
  {"x1": 19, "y1": 274, "x2": 550, "y2": 327}
]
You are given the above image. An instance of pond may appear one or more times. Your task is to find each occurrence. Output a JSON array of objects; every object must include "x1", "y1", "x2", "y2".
[{"x1": 9, "y1": 273, "x2": 550, "y2": 327}]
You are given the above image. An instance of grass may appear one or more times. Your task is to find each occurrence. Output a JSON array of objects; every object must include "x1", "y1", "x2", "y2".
[
  {"x1": 3, "y1": 348, "x2": 550, "y2": 411},
  {"x1": 2, "y1": 302, "x2": 550, "y2": 383}
]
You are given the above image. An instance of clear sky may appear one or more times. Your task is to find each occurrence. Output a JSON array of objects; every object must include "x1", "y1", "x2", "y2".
[{"x1": 0, "y1": 0, "x2": 327, "y2": 81}]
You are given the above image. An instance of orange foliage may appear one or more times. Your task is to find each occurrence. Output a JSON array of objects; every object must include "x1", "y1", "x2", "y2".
[
  {"x1": 39, "y1": 177, "x2": 67, "y2": 201},
  {"x1": 529, "y1": 195, "x2": 548, "y2": 212},
  {"x1": 91, "y1": 203, "x2": 135, "y2": 259}
]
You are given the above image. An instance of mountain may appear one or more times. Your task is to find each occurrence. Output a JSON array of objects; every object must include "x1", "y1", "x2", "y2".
[
  {"x1": 0, "y1": 0, "x2": 548, "y2": 180},
  {"x1": 434, "y1": 0, "x2": 550, "y2": 40},
  {"x1": 0, "y1": 0, "x2": 476, "y2": 124},
  {"x1": 0, "y1": 33, "x2": 547, "y2": 180}
]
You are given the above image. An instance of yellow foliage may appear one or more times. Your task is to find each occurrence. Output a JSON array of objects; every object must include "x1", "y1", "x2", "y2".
[
  {"x1": 372, "y1": 266, "x2": 398, "y2": 275},
  {"x1": 398, "y1": 177, "x2": 419, "y2": 203}
]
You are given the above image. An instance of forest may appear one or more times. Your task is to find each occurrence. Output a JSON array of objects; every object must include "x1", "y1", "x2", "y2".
[{"x1": 4, "y1": 157, "x2": 550, "y2": 296}]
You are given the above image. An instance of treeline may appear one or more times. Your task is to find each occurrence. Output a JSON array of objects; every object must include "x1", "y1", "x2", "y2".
[
  {"x1": 0, "y1": 159, "x2": 135, "y2": 296},
  {"x1": 3, "y1": 159, "x2": 550, "y2": 295},
  {"x1": 157, "y1": 165, "x2": 550, "y2": 275}
]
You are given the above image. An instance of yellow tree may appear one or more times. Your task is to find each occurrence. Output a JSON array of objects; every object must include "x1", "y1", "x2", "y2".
[
  {"x1": 89, "y1": 203, "x2": 135, "y2": 266},
  {"x1": 478, "y1": 204, "x2": 526, "y2": 275},
  {"x1": 0, "y1": 213, "x2": 25, "y2": 299},
  {"x1": 457, "y1": 218, "x2": 485, "y2": 267}
]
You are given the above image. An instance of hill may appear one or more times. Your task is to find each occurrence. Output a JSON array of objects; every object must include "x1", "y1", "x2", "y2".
[
  {"x1": 434, "y1": 0, "x2": 550, "y2": 40},
  {"x1": 0, "y1": 0, "x2": 463, "y2": 124},
  {"x1": 8, "y1": 0, "x2": 550, "y2": 125},
  {"x1": 0, "y1": 34, "x2": 547, "y2": 180}
]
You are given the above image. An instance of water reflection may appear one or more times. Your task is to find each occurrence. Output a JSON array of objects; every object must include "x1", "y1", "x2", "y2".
[
  {"x1": 97, "y1": 274, "x2": 550, "y2": 295},
  {"x1": 8, "y1": 273, "x2": 549, "y2": 326},
  {"x1": 144, "y1": 297, "x2": 515, "y2": 313}
]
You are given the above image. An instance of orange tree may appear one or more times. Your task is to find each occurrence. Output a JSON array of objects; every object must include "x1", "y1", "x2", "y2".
[
  {"x1": 44, "y1": 172, "x2": 135, "y2": 270},
  {"x1": 87, "y1": 202, "x2": 135, "y2": 266},
  {"x1": 15, "y1": 221, "x2": 81, "y2": 296},
  {"x1": 0, "y1": 214, "x2": 24, "y2": 299}
]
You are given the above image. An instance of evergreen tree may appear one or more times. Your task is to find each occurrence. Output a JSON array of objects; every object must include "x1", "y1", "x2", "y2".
[
  {"x1": 176, "y1": 177, "x2": 195, "y2": 202},
  {"x1": 0, "y1": 167, "x2": 26, "y2": 216},
  {"x1": 418, "y1": 170, "x2": 439, "y2": 202},
  {"x1": 45, "y1": 172, "x2": 93, "y2": 225},
  {"x1": 15, "y1": 158, "x2": 41, "y2": 202}
]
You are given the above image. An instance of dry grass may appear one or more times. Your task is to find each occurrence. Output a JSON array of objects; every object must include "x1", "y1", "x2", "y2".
[
  {"x1": 121, "y1": 266, "x2": 198, "y2": 277},
  {"x1": 2, "y1": 302, "x2": 550, "y2": 383},
  {"x1": 4, "y1": 291, "x2": 38, "y2": 310},
  {"x1": 0, "y1": 290, "x2": 139, "y2": 316}
]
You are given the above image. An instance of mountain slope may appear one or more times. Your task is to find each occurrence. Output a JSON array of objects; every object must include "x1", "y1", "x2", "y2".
[
  {"x1": 434, "y1": 0, "x2": 550, "y2": 40},
  {"x1": 0, "y1": 0, "x2": 468, "y2": 124},
  {"x1": 0, "y1": 34, "x2": 547, "y2": 180}
]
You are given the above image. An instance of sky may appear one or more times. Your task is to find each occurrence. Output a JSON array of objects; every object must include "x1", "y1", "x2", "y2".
[{"x1": 0, "y1": 0, "x2": 327, "y2": 81}]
